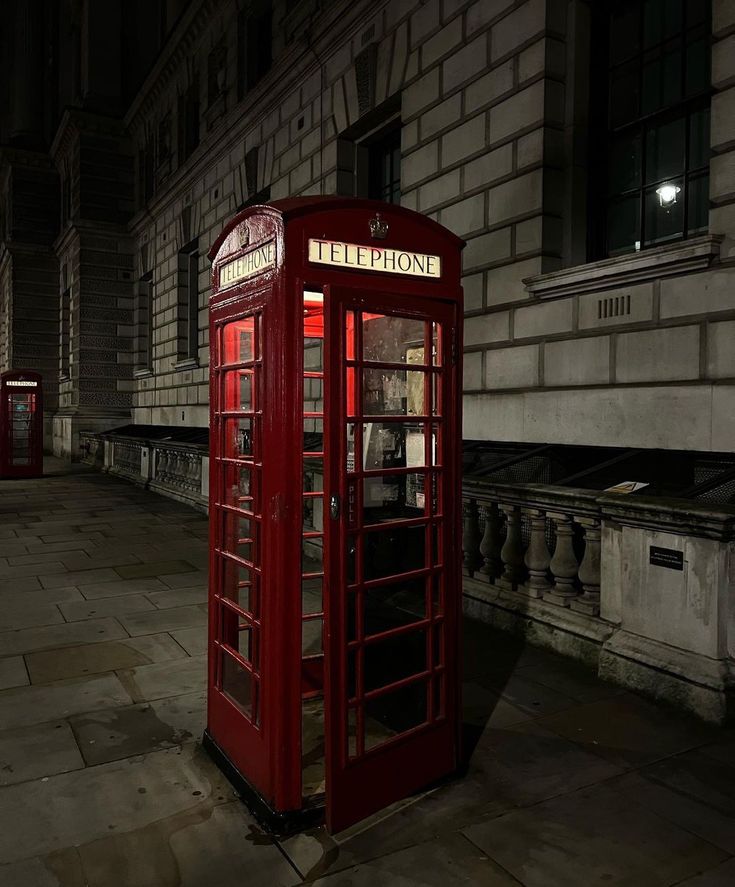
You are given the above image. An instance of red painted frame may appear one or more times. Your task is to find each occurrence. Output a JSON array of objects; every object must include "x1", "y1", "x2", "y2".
[
  {"x1": 207, "y1": 197, "x2": 464, "y2": 831},
  {"x1": 0, "y1": 370, "x2": 43, "y2": 478}
]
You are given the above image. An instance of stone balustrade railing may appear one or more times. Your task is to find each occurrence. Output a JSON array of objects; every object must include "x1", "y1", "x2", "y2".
[{"x1": 462, "y1": 481, "x2": 602, "y2": 617}]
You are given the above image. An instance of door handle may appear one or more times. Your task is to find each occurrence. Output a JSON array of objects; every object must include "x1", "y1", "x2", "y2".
[{"x1": 330, "y1": 493, "x2": 340, "y2": 520}]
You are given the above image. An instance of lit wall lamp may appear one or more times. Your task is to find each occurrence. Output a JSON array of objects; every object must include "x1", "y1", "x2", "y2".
[{"x1": 656, "y1": 183, "x2": 681, "y2": 207}]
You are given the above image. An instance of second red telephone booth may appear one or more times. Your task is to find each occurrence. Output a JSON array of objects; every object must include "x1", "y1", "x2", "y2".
[
  {"x1": 205, "y1": 197, "x2": 464, "y2": 832},
  {"x1": 0, "y1": 370, "x2": 43, "y2": 478}
]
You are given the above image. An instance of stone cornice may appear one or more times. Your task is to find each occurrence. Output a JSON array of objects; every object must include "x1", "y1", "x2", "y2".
[
  {"x1": 0, "y1": 147, "x2": 55, "y2": 172},
  {"x1": 524, "y1": 235, "x2": 724, "y2": 299},
  {"x1": 50, "y1": 108, "x2": 128, "y2": 164}
]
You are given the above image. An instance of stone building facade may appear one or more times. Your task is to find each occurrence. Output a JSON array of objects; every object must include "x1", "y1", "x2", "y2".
[{"x1": 0, "y1": 0, "x2": 733, "y2": 457}]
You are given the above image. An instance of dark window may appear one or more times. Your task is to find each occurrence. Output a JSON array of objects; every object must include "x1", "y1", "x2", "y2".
[
  {"x1": 177, "y1": 242, "x2": 199, "y2": 362},
  {"x1": 135, "y1": 271, "x2": 154, "y2": 372},
  {"x1": 595, "y1": 0, "x2": 711, "y2": 257},
  {"x1": 178, "y1": 80, "x2": 200, "y2": 165},
  {"x1": 367, "y1": 126, "x2": 401, "y2": 204},
  {"x1": 238, "y1": 6, "x2": 272, "y2": 100},
  {"x1": 208, "y1": 39, "x2": 227, "y2": 106},
  {"x1": 137, "y1": 143, "x2": 154, "y2": 207}
]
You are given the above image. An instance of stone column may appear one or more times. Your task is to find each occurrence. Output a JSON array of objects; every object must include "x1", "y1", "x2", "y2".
[
  {"x1": 479, "y1": 502, "x2": 503, "y2": 584},
  {"x1": 498, "y1": 504, "x2": 525, "y2": 590},
  {"x1": 524, "y1": 508, "x2": 552, "y2": 597},
  {"x1": 544, "y1": 513, "x2": 580, "y2": 606},
  {"x1": 462, "y1": 498, "x2": 482, "y2": 577},
  {"x1": 571, "y1": 517, "x2": 601, "y2": 615}
]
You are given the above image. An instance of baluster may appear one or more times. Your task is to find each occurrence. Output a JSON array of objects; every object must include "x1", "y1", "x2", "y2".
[
  {"x1": 193, "y1": 455, "x2": 202, "y2": 491},
  {"x1": 524, "y1": 508, "x2": 551, "y2": 598},
  {"x1": 571, "y1": 517, "x2": 601, "y2": 616},
  {"x1": 462, "y1": 498, "x2": 482, "y2": 577},
  {"x1": 479, "y1": 502, "x2": 503, "y2": 584},
  {"x1": 157, "y1": 450, "x2": 168, "y2": 482},
  {"x1": 498, "y1": 504, "x2": 525, "y2": 590},
  {"x1": 544, "y1": 513, "x2": 580, "y2": 606}
]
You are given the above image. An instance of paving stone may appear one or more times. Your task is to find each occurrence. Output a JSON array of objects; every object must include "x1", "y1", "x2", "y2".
[
  {"x1": 158, "y1": 570, "x2": 209, "y2": 589},
  {"x1": 118, "y1": 654, "x2": 207, "y2": 703},
  {"x1": 0, "y1": 720, "x2": 84, "y2": 786},
  {"x1": 77, "y1": 800, "x2": 299, "y2": 887},
  {"x1": 39, "y1": 568, "x2": 122, "y2": 589},
  {"x1": 0, "y1": 561, "x2": 67, "y2": 579},
  {"x1": 0, "y1": 617, "x2": 129, "y2": 656},
  {"x1": 0, "y1": 744, "x2": 232, "y2": 867},
  {"x1": 609, "y1": 750, "x2": 735, "y2": 854},
  {"x1": 0, "y1": 853, "x2": 86, "y2": 887},
  {"x1": 79, "y1": 577, "x2": 170, "y2": 599},
  {"x1": 514, "y1": 658, "x2": 625, "y2": 704},
  {"x1": 59, "y1": 594, "x2": 156, "y2": 622},
  {"x1": 118, "y1": 605, "x2": 207, "y2": 637},
  {"x1": 59, "y1": 552, "x2": 144, "y2": 571},
  {"x1": 146, "y1": 586, "x2": 207, "y2": 609},
  {"x1": 0, "y1": 656, "x2": 28, "y2": 690},
  {"x1": 170, "y1": 627, "x2": 207, "y2": 657},
  {"x1": 0, "y1": 584, "x2": 83, "y2": 610},
  {"x1": 25, "y1": 634, "x2": 188, "y2": 684},
  {"x1": 0, "y1": 601, "x2": 64, "y2": 632},
  {"x1": 0, "y1": 673, "x2": 132, "y2": 730},
  {"x1": 0, "y1": 575, "x2": 41, "y2": 593},
  {"x1": 538, "y1": 693, "x2": 720, "y2": 768},
  {"x1": 462, "y1": 783, "x2": 729, "y2": 887},
  {"x1": 115, "y1": 560, "x2": 198, "y2": 580},
  {"x1": 474, "y1": 673, "x2": 578, "y2": 720},
  {"x1": 309, "y1": 832, "x2": 517, "y2": 886},
  {"x1": 676, "y1": 858, "x2": 735, "y2": 886},
  {"x1": 70, "y1": 691, "x2": 206, "y2": 765}
]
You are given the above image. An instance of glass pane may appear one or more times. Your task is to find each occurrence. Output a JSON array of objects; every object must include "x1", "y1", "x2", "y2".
[
  {"x1": 221, "y1": 557, "x2": 256, "y2": 611},
  {"x1": 225, "y1": 417, "x2": 253, "y2": 459},
  {"x1": 644, "y1": 179, "x2": 684, "y2": 245},
  {"x1": 687, "y1": 175, "x2": 709, "y2": 234},
  {"x1": 303, "y1": 495, "x2": 324, "y2": 532},
  {"x1": 302, "y1": 576, "x2": 323, "y2": 615},
  {"x1": 610, "y1": 63, "x2": 639, "y2": 128},
  {"x1": 363, "y1": 577, "x2": 427, "y2": 637},
  {"x1": 686, "y1": 0, "x2": 707, "y2": 26},
  {"x1": 645, "y1": 117, "x2": 685, "y2": 185},
  {"x1": 642, "y1": 42, "x2": 682, "y2": 115},
  {"x1": 363, "y1": 474, "x2": 428, "y2": 524},
  {"x1": 347, "y1": 534, "x2": 357, "y2": 585},
  {"x1": 364, "y1": 629, "x2": 427, "y2": 693},
  {"x1": 644, "y1": 0, "x2": 682, "y2": 48},
  {"x1": 223, "y1": 317, "x2": 255, "y2": 364},
  {"x1": 609, "y1": 132, "x2": 642, "y2": 196},
  {"x1": 364, "y1": 681, "x2": 428, "y2": 751},
  {"x1": 363, "y1": 368, "x2": 425, "y2": 416},
  {"x1": 432, "y1": 322, "x2": 441, "y2": 366},
  {"x1": 685, "y1": 33, "x2": 708, "y2": 96},
  {"x1": 607, "y1": 195, "x2": 641, "y2": 255},
  {"x1": 362, "y1": 314, "x2": 427, "y2": 364},
  {"x1": 304, "y1": 418, "x2": 323, "y2": 454},
  {"x1": 304, "y1": 338, "x2": 324, "y2": 371},
  {"x1": 223, "y1": 463, "x2": 254, "y2": 508},
  {"x1": 689, "y1": 108, "x2": 710, "y2": 170},
  {"x1": 221, "y1": 654, "x2": 253, "y2": 718},
  {"x1": 363, "y1": 422, "x2": 426, "y2": 470},
  {"x1": 222, "y1": 609, "x2": 254, "y2": 664},
  {"x1": 610, "y1": 3, "x2": 640, "y2": 64},
  {"x1": 303, "y1": 535, "x2": 323, "y2": 573},
  {"x1": 364, "y1": 524, "x2": 426, "y2": 581},
  {"x1": 303, "y1": 457, "x2": 324, "y2": 493},
  {"x1": 432, "y1": 573, "x2": 442, "y2": 615},
  {"x1": 223, "y1": 512, "x2": 257, "y2": 563},
  {"x1": 304, "y1": 376, "x2": 323, "y2": 414},
  {"x1": 302, "y1": 617, "x2": 322, "y2": 656}
]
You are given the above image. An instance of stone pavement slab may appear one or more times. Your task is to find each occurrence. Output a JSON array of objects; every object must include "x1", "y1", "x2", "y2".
[
  {"x1": 39, "y1": 568, "x2": 124, "y2": 589},
  {"x1": 78, "y1": 577, "x2": 170, "y2": 599},
  {"x1": 0, "y1": 854, "x2": 87, "y2": 887},
  {"x1": 24, "y1": 634, "x2": 187, "y2": 684},
  {"x1": 117, "y1": 653, "x2": 207, "y2": 703},
  {"x1": 0, "y1": 601, "x2": 64, "y2": 632},
  {"x1": 0, "y1": 616, "x2": 128, "y2": 655},
  {"x1": 462, "y1": 782, "x2": 729, "y2": 887},
  {"x1": 0, "y1": 720, "x2": 84, "y2": 786},
  {"x1": 158, "y1": 570, "x2": 209, "y2": 588},
  {"x1": 677, "y1": 858, "x2": 735, "y2": 885},
  {"x1": 0, "y1": 584, "x2": 84, "y2": 609},
  {"x1": 58, "y1": 593, "x2": 156, "y2": 622},
  {"x1": 0, "y1": 655, "x2": 28, "y2": 690},
  {"x1": 146, "y1": 585, "x2": 208, "y2": 609},
  {"x1": 70, "y1": 691, "x2": 206, "y2": 766},
  {"x1": 115, "y1": 560, "x2": 198, "y2": 579},
  {"x1": 170, "y1": 627, "x2": 207, "y2": 657},
  {"x1": 118, "y1": 604, "x2": 207, "y2": 637},
  {"x1": 0, "y1": 673, "x2": 132, "y2": 730}
]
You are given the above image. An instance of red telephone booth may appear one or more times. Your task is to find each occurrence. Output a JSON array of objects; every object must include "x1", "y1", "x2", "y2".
[
  {"x1": 0, "y1": 371, "x2": 43, "y2": 478},
  {"x1": 205, "y1": 197, "x2": 464, "y2": 833}
]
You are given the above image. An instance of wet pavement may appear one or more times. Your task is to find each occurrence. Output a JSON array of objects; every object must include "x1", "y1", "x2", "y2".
[{"x1": 1, "y1": 461, "x2": 734, "y2": 886}]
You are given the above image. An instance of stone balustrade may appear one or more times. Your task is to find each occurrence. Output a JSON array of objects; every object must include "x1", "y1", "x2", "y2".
[{"x1": 462, "y1": 482, "x2": 602, "y2": 617}]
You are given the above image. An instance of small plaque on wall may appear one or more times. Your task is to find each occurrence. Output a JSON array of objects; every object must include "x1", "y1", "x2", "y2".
[{"x1": 649, "y1": 546, "x2": 684, "y2": 571}]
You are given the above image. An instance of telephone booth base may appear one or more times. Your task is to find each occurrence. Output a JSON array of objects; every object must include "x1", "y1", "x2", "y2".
[{"x1": 202, "y1": 730, "x2": 324, "y2": 834}]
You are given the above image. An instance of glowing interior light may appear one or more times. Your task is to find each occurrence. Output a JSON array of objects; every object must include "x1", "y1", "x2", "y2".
[{"x1": 656, "y1": 183, "x2": 680, "y2": 207}]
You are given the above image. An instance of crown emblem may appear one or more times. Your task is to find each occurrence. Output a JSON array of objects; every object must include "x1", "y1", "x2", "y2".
[
  {"x1": 369, "y1": 213, "x2": 388, "y2": 240},
  {"x1": 238, "y1": 225, "x2": 250, "y2": 248}
]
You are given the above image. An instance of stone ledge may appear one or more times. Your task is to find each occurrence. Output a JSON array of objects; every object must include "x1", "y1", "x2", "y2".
[{"x1": 523, "y1": 235, "x2": 724, "y2": 299}]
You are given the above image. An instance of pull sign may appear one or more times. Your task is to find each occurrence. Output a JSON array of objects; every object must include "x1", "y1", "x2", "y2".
[{"x1": 649, "y1": 546, "x2": 684, "y2": 571}]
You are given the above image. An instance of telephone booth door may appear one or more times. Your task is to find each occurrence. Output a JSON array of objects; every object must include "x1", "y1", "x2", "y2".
[
  {"x1": 206, "y1": 198, "x2": 464, "y2": 834},
  {"x1": 0, "y1": 371, "x2": 43, "y2": 478}
]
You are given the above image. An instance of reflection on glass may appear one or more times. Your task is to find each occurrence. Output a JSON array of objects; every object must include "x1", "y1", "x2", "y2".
[
  {"x1": 302, "y1": 576, "x2": 323, "y2": 615},
  {"x1": 226, "y1": 417, "x2": 253, "y2": 458},
  {"x1": 363, "y1": 577, "x2": 426, "y2": 637},
  {"x1": 304, "y1": 418, "x2": 323, "y2": 454},
  {"x1": 221, "y1": 654, "x2": 253, "y2": 719},
  {"x1": 302, "y1": 535, "x2": 323, "y2": 573},
  {"x1": 303, "y1": 457, "x2": 324, "y2": 492},
  {"x1": 363, "y1": 368, "x2": 425, "y2": 416},
  {"x1": 304, "y1": 338, "x2": 323, "y2": 371},
  {"x1": 303, "y1": 376, "x2": 324, "y2": 413},
  {"x1": 362, "y1": 422, "x2": 425, "y2": 470},
  {"x1": 303, "y1": 495, "x2": 323, "y2": 532},
  {"x1": 363, "y1": 524, "x2": 426, "y2": 581},
  {"x1": 364, "y1": 681, "x2": 427, "y2": 751},
  {"x1": 224, "y1": 512, "x2": 256, "y2": 563},
  {"x1": 238, "y1": 372, "x2": 253, "y2": 411},
  {"x1": 362, "y1": 314, "x2": 426, "y2": 364},
  {"x1": 302, "y1": 617, "x2": 323, "y2": 656},
  {"x1": 645, "y1": 180, "x2": 684, "y2": 244},
  {"x1": 363, "y1": 474, "x2": 427, "y2": 523},
  {"x1": 223, "y1": 317, "x2": 256, "y2": 364},
  {"x1": 224, "y1": 464, "x2": 254, "y2": 507},
  {"x1": 221, "y1": 557, "x2": 255, "y2": 610}
]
